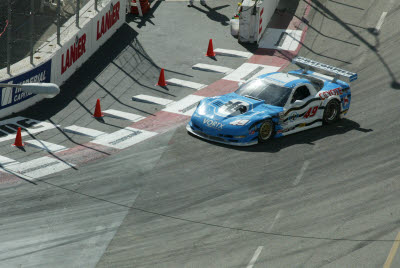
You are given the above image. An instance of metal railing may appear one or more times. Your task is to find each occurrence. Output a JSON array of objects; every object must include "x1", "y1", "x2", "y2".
[{"x1": 0, "y1": 0, "x2": 95, "y2": 73}]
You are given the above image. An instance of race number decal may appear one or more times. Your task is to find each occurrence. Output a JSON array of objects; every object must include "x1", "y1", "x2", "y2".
[{"x1": 303, "y1": 106, "x2": 318, "y2": 118}]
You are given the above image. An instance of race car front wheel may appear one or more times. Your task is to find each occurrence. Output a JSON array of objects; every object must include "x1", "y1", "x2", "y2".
[
  {"x1": 323, "y1": 99, "x2": 340, "y2": 124},
  {"x1": 258, "y1": 119, "x2": 274, "y2": 143}
]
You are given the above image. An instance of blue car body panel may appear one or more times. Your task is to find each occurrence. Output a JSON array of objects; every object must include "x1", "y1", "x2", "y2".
[{"x1": 187, "y1": 68, "x2": 354, "y2": 146}]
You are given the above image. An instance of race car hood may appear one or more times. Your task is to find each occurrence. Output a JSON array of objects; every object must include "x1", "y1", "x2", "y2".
[{"x1": 195, "y1": 93, "x2": 283, "y2": 124}]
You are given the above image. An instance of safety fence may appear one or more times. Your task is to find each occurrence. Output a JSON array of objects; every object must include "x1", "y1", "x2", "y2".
[
  {"x1": 0, "y1": 0, "x2": 109, "y2": 72},
  {"x1": 0, "y1": 0, "x2": 126, "y2": 118}
]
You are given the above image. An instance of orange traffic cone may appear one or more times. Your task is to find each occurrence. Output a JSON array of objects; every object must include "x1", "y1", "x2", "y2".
[
  {"x1": 156, "y1": 68, "x2": 167, "y2": 87},
  {"x1": 206, "y1": 39, "x2": 216, "y2": 57},
  {"x1": 12, "y1": 127, "x2": 24, "y2": 147},
  {"x1": 93, "y1": 99, "x2": 104, "y2": 118}
]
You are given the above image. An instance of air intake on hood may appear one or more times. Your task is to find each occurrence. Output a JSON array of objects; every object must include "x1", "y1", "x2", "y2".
[{"x1": 213, "y1": 101, "x2": 224, "y2": 107}]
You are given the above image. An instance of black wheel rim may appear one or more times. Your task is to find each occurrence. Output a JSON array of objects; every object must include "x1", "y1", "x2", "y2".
[{"x1": 326, "y1": 102, "x2": 338, "y2": 121}]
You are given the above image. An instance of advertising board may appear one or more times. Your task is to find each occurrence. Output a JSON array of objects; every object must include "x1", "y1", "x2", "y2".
[{"x1": 0, "y1": 60, "x2": 51, "y2": 114}]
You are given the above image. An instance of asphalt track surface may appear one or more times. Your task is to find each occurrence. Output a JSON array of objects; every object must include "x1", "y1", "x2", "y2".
[{"x1": 1, "y1": 0, "x2": 400, "y2": 267}]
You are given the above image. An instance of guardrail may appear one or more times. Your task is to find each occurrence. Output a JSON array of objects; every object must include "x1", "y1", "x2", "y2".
[{"x1": 0, "y1": 0, "x2": 126, "y2": 118}]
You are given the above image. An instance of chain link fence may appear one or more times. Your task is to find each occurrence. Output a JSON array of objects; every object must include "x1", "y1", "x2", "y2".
[{"x1": 0, "y1": 0, "x2": 94, "y2": 72}]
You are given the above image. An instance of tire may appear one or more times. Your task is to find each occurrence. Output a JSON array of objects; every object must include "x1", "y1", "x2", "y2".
[
  {"x1": 258, "y1": 119, "x2": 274, "y2": 143},
  {"x1": 323, "y1": 99, "x2": 341, "y2": 124}
]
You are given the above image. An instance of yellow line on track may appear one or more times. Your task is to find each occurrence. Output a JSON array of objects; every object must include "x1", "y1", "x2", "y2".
[{"x1": 383, "y1": 232, "x2": 400, "y2": 268}]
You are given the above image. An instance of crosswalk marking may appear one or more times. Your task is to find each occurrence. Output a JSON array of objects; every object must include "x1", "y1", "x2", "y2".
[
  {"x1": 91, "y1": 127, "x2": 157, "y2": 149},
  {"x1": 162, "y1": 95, "x2": 205, "y2": 116},
  {"x1": 259, "y1": 29, "x2": 303, "y2": 51},
  {"x1": 63, "y1": 125, "x2": 106, "y2": 138},
  {"x1": 166, "y1": 78, "x2": 207, "y2": 90},
  {"x1": 0, "y1": 156, "x2": 19, "y2": 167},
  {"x1": 102, "y1": 109, "x2": 145, "y2": 122},
  {"x1": 223, "y1": 63, "x2": 280, "y2": 82},
  {"x1": 0, "y1": 117, "x2": 57, "y2": 143},
  {"x1": 2, "y1": 156, "x2": 74, "y2": 180},
  {"x1": 132, "y1": 94, "x2": 174, "y2": 105},
  {"x1": 25, "y1": 140, "x2": 67, "y2": 153},
  {"x1": 214, "y1": 48, "x2": 253, "y2": 58},
  {"x1": 192, "y1": 63, "x2": 234, "y2": 74}
]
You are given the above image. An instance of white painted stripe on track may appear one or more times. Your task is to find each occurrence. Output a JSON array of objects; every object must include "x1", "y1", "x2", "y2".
[
  {"x1": 223, "y1": 63, "x2": 280, "y2": 82},
  {"x1": 214, "y1": 48, "x2": 252, "y2": 58},
  {"x1": 103, "y1": 109, "x2": 145, "y2": 122},
  {"x1": 268, "y1": 210, "x2": 282, "y2": 232},
  {"x1": 259, "y1": 29, "x2": 303, "y2": 51},
  {"x1": 166, "y1": 78, "x2": 207, "y2": 90},
  {"x1": 375, "y1": 12, "x2": 387, "y2": 32},
  {"x1": 4, "y1": 156, "x2": 74, "y2": 180},
  {"x1": 192, "y1": 63, "x2": 234, "y2": 74},
  {"x1": 162, "y1": 95, "x2": 205, "y2": 116},
  {"x1": 246, "y1": 246, "x2": 264, "y2": 268},
  {"x1": 293, "y1": 160, "x2": 310, "y2": 186},
  {"x1": 91, "y1": 127, "x2": 157, "y2": 149},
  {"x1": 0, "y1": 156, "x2": 19, "y2": 167},
  {"x1": 25, "y1": 140, "x2": 67, "y2": 153},
  {"x1": 0, "y1": 117, "x2": 57, "y2": 143},
  {"x1": 132, "y1": 94, "x2": 174, "y2": 105},
  {"x1": 63, "y1": 125, "x2": 106, "y2": 138}
]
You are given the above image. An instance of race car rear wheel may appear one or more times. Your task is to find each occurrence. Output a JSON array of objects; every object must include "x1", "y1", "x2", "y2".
[
  {"x1": 323, "y1": 99, "x2": 340, "y2": 124},
  {"x1": 258, "y1": 120, "x2": 274, "y2": 143}
]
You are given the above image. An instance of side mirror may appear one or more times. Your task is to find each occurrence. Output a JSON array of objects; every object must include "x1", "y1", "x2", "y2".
[{"x1": 293, "y1": 100, "x2": 304, "y2": 106}]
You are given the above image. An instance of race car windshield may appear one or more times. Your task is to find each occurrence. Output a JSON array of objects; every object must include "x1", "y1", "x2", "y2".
[{"x1": 235, "y1": 79, "x2": 292, "y2": 107}]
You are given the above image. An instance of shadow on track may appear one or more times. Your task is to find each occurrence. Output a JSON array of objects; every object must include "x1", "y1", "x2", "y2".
[
  {"x1": 306, "y1": 0, "x2": 400, "y2": 89},
  {"x1": 189, "y1": 118, "x2": 373, "y2": 152}
]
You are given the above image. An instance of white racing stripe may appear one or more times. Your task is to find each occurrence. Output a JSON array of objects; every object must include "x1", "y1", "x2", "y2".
[
  {"x1": 103, "y1": 109, "x2": 145, "y2": 122},
  {"x1": 3, "y1": 156, "x2": 74, "y2": 180},
  {"x1": 25, "y1": 140, "x2": 67, "y2": 153},
  {"x1": 132, "y1": 94, "x2": 174, "y2": 105},
  {"x1": 91, "y1": 127, "x2": 157, "y2": 149},
  {"x1": 0, "y1": 156, "x2": 19, "y2": 167},
  {"x1": 166, "y1": 78, "x2": 207, "y2": 90},
  {"x1": 214, "y1": 48, "x2": 252, "y2": 58},
  {"x1": 63, "y1": 125, "x2": 106, "y2": 138},
  {"x1": 162, "y1": 95, "x2": 205, "y2": 116},
  {"x1": 223, "y1": 63, "x2": 280, "y2": 82},
  {"x1": 0, "y1": 116, "x2": 57, "y2": 143},
  {"x1": 259, "y1": 29, "x2": 303, "y2": 51},
  {"x1": 192, "y1": 63, "x2": 234, "y2": 74}
]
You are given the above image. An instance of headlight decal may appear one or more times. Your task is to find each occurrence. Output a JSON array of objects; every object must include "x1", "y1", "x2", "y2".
[{"x1": 229, "y1": 119, "x2": 250, "y2": 126}]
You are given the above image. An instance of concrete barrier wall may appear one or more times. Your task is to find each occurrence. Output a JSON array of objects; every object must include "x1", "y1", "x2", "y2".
[
  {"x1": 257, "y1": 0, "x2": 280, "y2": 43},
  {"x1": 239, "y1": 0, "x2": 279, "y2": 43},
  {"x1": 0, "y1": 0, "x2": 126, "y2": 119}
]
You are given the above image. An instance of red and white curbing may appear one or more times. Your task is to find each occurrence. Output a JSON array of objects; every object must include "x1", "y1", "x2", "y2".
[{"x1": 0, "y1": 2, "x2": 312, "y2": 184}]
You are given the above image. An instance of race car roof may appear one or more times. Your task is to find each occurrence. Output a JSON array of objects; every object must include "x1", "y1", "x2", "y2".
[{"x1": 258, "y1": 72, "x2": 310, "y2": 88}]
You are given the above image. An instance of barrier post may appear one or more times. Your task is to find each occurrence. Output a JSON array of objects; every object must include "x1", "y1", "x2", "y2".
[
  {"x1": 57, "y1": 0, "x2": 61, "y2": 45},
  {"x1": 30, "y1": 0, "x2": 34, "y2": 65},
  {"x1": 137, "y1": 0, "x2": 143, "y2": 17},
  {"x1": 76, "y1": 0, "x2": 80, "y2": 27},
  {"x1": 6, "y1": 0, "x2": 11, "y2": 74}
]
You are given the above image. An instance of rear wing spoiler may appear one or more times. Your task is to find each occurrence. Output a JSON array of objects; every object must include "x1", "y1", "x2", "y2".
[{"x1": 292, "y1": 57, "x2": 358, "y2": 83}]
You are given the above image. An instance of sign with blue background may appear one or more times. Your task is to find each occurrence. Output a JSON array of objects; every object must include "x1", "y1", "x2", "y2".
[{"x1": 0, "y1": 60, "x2": 52, "y2": 109}]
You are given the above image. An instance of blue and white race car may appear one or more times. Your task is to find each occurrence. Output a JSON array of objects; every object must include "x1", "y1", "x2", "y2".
[{"x1": 186, "y1": 57, "x2": 358, "y2": 146}]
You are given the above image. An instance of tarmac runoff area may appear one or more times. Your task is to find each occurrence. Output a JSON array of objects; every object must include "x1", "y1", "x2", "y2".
[{"x1": 1, "y1": 0, "x2": 400, "y2": 267}]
